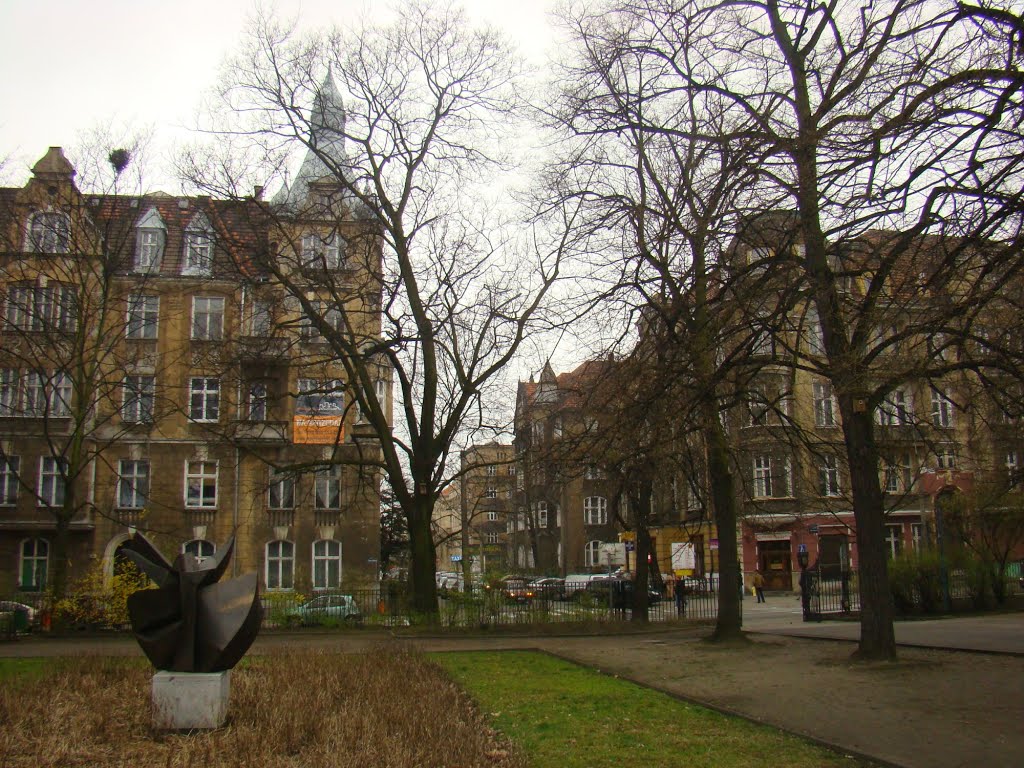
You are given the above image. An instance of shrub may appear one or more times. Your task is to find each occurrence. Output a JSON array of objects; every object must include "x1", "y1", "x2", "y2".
[{"x1": 52, "y1": 561, "x2": 152, "y2": 630}]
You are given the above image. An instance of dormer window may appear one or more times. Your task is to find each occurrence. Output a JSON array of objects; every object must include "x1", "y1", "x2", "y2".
[
  {"x1": 301, "y1": 232, "x2": 343, "y2": 270},
  {"x1": 182, "y1": 214, "x2": 214, "y2": 276},
  {"x1": 134, "y1": 208, "x2": 166, "y2": 273},
  {"x1": 27, "y1": 211, "x2": 70, "y2": 253}
]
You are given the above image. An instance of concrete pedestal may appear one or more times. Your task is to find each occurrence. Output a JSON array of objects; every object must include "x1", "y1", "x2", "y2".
[{"x1": 152, "y1": 670, "x2": 230, "y2": 730}]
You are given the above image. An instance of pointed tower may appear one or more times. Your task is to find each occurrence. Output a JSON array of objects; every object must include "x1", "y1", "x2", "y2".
[
  {"x1": 534, "y1": 361, "x2": 559, "y2": 403},
  {"x1": 274, "y1": 71, "x2": 351, "y2": 208}
]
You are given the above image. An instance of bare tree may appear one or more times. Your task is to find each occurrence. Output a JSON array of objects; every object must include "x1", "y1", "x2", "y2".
[{"x1": 181, "y1": 4, "x2": 559, "y2": 616}]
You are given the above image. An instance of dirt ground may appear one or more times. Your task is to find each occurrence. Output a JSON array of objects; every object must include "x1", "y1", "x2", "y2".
[{"x1": 6, "y1": 626, "x2": 1023, "y2": 768}]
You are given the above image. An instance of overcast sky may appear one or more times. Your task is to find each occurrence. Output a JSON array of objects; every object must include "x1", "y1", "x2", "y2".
[{"x1": 0, "y1": 0, "x2": 560, "y2": 192}]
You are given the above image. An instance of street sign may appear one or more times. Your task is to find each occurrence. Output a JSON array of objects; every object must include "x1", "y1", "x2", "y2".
[
  {"x1": 450, "y1": 554, "x2": 462, "y2": 562},
  {"x1": 797, "y1": 543, "x2": 807, "y2": 554},
  {"x1": 808, "y1": 524, "x2": 819, "y2": 534},
  {"x1": 625, "y1": 541, "x2": 635, "y2": 552},
  {"x1": 709, "y1": 538, "x2": 719, "y2": 551}
]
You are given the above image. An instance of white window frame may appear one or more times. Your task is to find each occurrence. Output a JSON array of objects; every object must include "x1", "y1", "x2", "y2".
[
  {"x1": 936, "y1": 446, "x2": 957, "y2": 470},
  {"x1": 485, "y1": 487, "x2": 497, "y2": 499},
  {"x1": 184, "y1": 460, "x2": 218, "y2": 509},
  {"x1": 182, "y1": 217, "x2": 214, "y2": 276},
  {"x1": 189, "y1": 377, "x2": 220, "y2": 422},
  {"x1": 191, "y1": 296, "x2": 225, "y2": 340},
  {"x1": 1006, "y1": 451, "x2": 1019, "y2": 483},
  {"x1": 268, "y1": 469, "x2": 295, "y2": 510},
  {"x1": 806, "y1": 309, "x2": 826, "y2": 356},
  {"x1": 885, "y1": 525, "x2": 903, "y2": 558},
  {"x1": 819, "y1": 455, "x2": 840, "y2": 497},
  {"x1": 22, "y1": 372, "x2": 47, "y2": 417},
  {"x1": 911, "y1": 523, "x2": 925, "y2": 551},
  {"x1": 533, "y1": 500, "x2": 548, "y2": 528},
  {"x1": 0, "y1": 368, "x2": 18, "y2": 415},
  {"x1": 753, "y1": 456, "x2": 773, "y2": 499},
  {"x1": 265, "y1": 539, "x2": 294, "y2": 590},
  {"x1": 117, "y1": 459, "x2": 150, "y2": 509},
  {"x1": 813, "y1": 381, "x2": 837, "y2": 427},
  {"x1": 931, "y1": 389, "x2": 955, "y2": 428},
  {"x1": 312, "y1": 539, "x2": 342, "y2": 590},
  {"x1": 248, "y1": 381, "x2": 268, "y2": 422},
  {"x1": 876, "y1": 389, "x2": 912, "y2": 426},
  {"x1": 37, "y1": 456, "x2": 66, "y2": 507},
  {"x1": 126, "y1": 294, "x2": 159, "y2": 340},
  {"x1": 314, "y1": 466, "x2": 342, "y2": 510},
  {"x1": 485, "y1": 532, "x2": 499, "y2": 545},
  {"x1": 487, "y1": 510, "x2": 498, "y2": 522},
  {"x1": 583, "y1": 496, "x2": 607, "y2": 525},
  {"x1": 19, "y1": 537, "x2": 49, "y2": 591},
  {"x1": 123, "y1": 375, "x2": 155, "y2": 423},
  {"x1": 250, "y1": 300, "x2": 273, "y2": 337},
  {"x1": 183, "y1": 539, "x2": 215, "y2": 564},
  {"x1": 134, "y1": 210, "x2": 166, "y2": 273},
  {"x1": 0, "y1": 456, "x2": 19, "y2": 505},
  {"x1": 301, "y1": 232, "x2": 343, "y2": 270},
  {"x1": 584, "y1": 540, "x2": 602, "y2": 567},
  {"x1": 28, "y1": 211, "x2": 70, "y2": 253}
]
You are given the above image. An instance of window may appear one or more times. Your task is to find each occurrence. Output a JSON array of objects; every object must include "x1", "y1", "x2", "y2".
[
  {"x1": 487, "y1": 510, "x2": 498, "y2": 522},
  {"x1": 485, "y1": 532, "x2": 499, "y2": 545},
  {"x1": 185, "y1": 461, "x2": 218, "y2": 508},
  {"x1": 876, "y1": 389, "x2": 912, "y2": 426},
  {"x1": 484, "y1": 487, "x2": 497, "y2": 499},
  {"x1": 753, "y1": 456, "x2": 773, "y2": 498},
  {"x1": 751, "y1": 329, "x2": 773, "y2": 356},
  {"x1": 250, "y1": 300, "x2": 273, "y2": 337},
  {"x1": 911, "y1": 523, "x2": 925, "y2": 551},
  {"x1": 117, "y1": 459, "x2": 150, "y2": 509},
  {"x1": 248, "y1": 382, "x2": 268, "y2": 422},
  {"x1": 486, "y1": 464, "x2": 497, "y2": 476},
  {"x1": 4, "y1": 284, "x2": 76, "y2": 332},
  {"x1": 22, "y1": 372, "x2": 46, "y2": 417},
  {"x1": 508, "y1": 463, "x2": 516, "y2": 477},
  {"x1": 819, "y1": 455, "x2": 840, "y2": 497},
  {"x1": 18, "y1": 372, "x2": 67, "y2": 417},
  {"x1": 0, "y1": 369, "x2": 17, "y2": 415},
  {"x1": 1007, "y1": 451, "x2": 1019, "y2": 484},
  {"x1": 315, "y1": 467, "x2": 341, "y2": 509},
  {"x1": 584, "y1": 540, "x2": 602, "y2": 567},
  {"x1": 182, "y1": 216, "x2": 214, "y2": 276},
  {"x1": 312, "y1": 539, "x2": 342, "y2": 589},
  {"x1": 19, "y1": 538, "x2": 48, "y2": 590},
  {"x1": 38, "y1": 457, "x2": 66, "y2": 507},
  {"x1": 533, "y1": 501, "x2": 548, "y2": 528},
  {"x1": 123, "y1": 375, "x2": 155, "y2": 423},
  {"x1": 531, "y1": 421, "x2": 544, "y2": 443},
  {"x1": 813, "y1": 381, "x2": 837, "y2": 427},
  {"x1": 747, "y1": 387, "x2": 769, "y2": 426},
  {"x1": 931, "y1": 389, "x2": 955, "y2": 428},
  {"x1": 301, "y1": 233, "x2": 344, "y2": 270},
  {"x1": 268, "y1": 470, "x2": 295, "y2": 510},
  {"x1": 584, "y1": 496, "x2": 607, "y2": 525},
  {"x1": 134, "y1": 209, "x2": 166, "y2": 272},
  {"x1": 584, "y1": 464, "x2": 605, "y2": 480},
  {"x1": 191, "y1": 297, "x2": 224, "y2": 340},
  {"x1": 936, "y1": 447, "x2": 957, "y2": 470},
  {"x1": 0, "y1": 456, "x2": 19, "y2": 505},
  {"x1": 806, "y1": 309, "x2": 825, "y2": 355},
  {"x1": 885, "y1": 525, "x2": 903, "y2": 558},
  {"x1": 747, "y1": 246, "x2": 773, "y2": 274},
  {"x1": 126, "y1": 295, "x2": 159, "y2": 339},
  {"x1": 183, "y1": 539, "x2": 215, "y2": 564},
  {"x1": 884, "y1": 453, "x2": 913, "y2": 494},
  {"x1": 266, "y1": 540, "x2": 294, "y2": 590},
  {"x1": 28, "y1": 211, "x2": 69, "y2": 253},
  {"x1": 553, "y1": 417, "x2": 563, "y2": 439},
  {"x1": 301, "y1": 301, "x2": 344, "y2": 340},
  {"x1": 189, "y1": 377, "x2": 220, "y2": 422}
]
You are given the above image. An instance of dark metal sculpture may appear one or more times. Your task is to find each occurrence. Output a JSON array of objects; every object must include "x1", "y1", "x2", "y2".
[{"x1": 122, "y1": 533, "x2": 261, "y2": 673}]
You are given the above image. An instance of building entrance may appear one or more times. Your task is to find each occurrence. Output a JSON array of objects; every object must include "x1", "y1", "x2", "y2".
[{"x1": 758, "y1": 539, "x2": 792, "y2": 590}]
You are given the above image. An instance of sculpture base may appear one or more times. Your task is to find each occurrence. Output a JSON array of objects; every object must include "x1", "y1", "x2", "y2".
[{"x1": 152, "y1": 670, "x2": 230, "y2": 730}]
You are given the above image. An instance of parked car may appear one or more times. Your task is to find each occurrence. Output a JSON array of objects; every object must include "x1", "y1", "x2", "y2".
[
  {"x1": 563, "y1": 573, "x2": 603, "y2": 599},
  {"x1": 0, "y1": 600, "x2": 36, "y2": 634},
  {"x1": 584, "y1": 578, "x2": 661, "y2": 609},
  {"x1": 285, "y1": 594, "x2": 362, "y2": 626},
  {"x1": 497, "y1": 575, "x2": 533, "y2": 602},
  {"x1": 528, "y1": 577, "x2": 566, "y2": 601}
]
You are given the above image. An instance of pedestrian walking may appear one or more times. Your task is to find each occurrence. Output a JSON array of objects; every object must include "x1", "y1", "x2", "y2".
[
  {"x1": 675, "y1": 579, "x2": 687, "y2": 617},
  {"x1": 753, "y1": 570, "x2": 766, "y2": 603}
]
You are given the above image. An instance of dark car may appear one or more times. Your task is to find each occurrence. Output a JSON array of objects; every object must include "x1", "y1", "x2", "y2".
[
  {"x1": 497, "y1": 576, "x2": 533, "y2": 602},
  {"x1": 585, "y1": 578, "x2": 661, "y2": 609}
]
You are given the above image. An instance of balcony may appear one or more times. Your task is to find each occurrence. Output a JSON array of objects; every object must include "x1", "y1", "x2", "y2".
[
  {"x1": 237, "y1": 335, "x2": 290, "y2": 363},
  {"x1": 231, "y1": 420, "x2": 288, "y2": 444}
]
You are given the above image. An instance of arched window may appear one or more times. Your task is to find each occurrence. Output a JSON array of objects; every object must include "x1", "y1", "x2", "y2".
[
  {"x1": 183, "y1": 539, "x2": 216, "y2": 565},
  {"x1": 584, "y1": 540, "x2": 602, "y2": 568},
  {"x1": 266, "y1": 540, "x2": 294, "y2": 590},
  {"x1": 19, "y1": 538, "x2": 49, "y2": 591},
  {"x1": 27, "y1": 211, "x2": 70, "y2": 253},
  {"x1": 312, "y1": 539, "x2": 342, "y2": 590},
  {"x1": 583, "y1": 496, "x2": 607, "y2": 525}
]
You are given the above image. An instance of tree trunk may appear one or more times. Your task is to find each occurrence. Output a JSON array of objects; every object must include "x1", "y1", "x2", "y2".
[
  {"x1": 633, "y1": 499, "x2": 653, "y2": 624},
  {"x1": 406, "y1": 496, "x2": 439, "y2": 619},
  {"x1": 705, "y1": 402, "x2": 743, "y2": 641},
  {"x1": 50, "y1": 515, "x2": 72, "y2": 601},
  {"x1": 842, "y1": 403, "x2": 897, "y2": 660}
]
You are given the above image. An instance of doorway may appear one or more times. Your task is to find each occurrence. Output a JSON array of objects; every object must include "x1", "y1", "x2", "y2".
[{"x1": 758, "y1": 540, "x2": 792, "y2": 590}]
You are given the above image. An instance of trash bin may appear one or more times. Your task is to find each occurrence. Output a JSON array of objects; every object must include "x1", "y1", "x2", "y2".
[{"x1": 12, "y1": 606, "x2": 29, "y2": 633}]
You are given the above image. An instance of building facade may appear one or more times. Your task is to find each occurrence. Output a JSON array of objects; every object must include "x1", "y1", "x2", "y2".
[{"x1": 2, "y1": 134, "x2": 388, "y2": 595}]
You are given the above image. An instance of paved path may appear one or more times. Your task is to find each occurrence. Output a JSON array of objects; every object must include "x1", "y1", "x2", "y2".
[{"x1": 4, "y1": 611, "x2": 1023, "y2": 768}]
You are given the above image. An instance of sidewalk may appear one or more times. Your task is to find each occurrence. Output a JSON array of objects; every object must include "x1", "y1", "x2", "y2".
[{"x1": 741, "y1": 594, "x2": 1024, "y2": 654}]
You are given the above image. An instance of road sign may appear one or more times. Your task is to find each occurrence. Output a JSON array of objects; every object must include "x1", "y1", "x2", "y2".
[
  {"x1": 808, "y1": 524, "x2": 819, "y2": 534},
  {"x1": 625, "y1": 541, "x2": 635, "y2": 552},
  {"x1": 451, "y1": 554, "x2": 462, "y2": 562},
  {"x1": 709, "y1": 538, "x2": 719, "y2": 551}
]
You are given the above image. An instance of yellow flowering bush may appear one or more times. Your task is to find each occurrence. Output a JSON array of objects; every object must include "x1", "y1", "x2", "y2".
[{"x1": 53, "y1": 560, "x2": 153, "y2": 630}]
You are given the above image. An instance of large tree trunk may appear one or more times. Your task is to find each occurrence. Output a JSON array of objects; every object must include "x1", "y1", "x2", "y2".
[
  {"x1": 50, "y1": 516, "x2": 72, "y2": 601},
  {"x1": 842, "y1": 403, "x2": 897, "y2": 660},
  {"x1": 632, "y1": 491, "x2": 653, "y2": 624},
  {"x1": 705, "y1": 402, "x2": 743, "y2": 641},
  {"x1": 406, "y1": 496, "x2": 439, "y2": 619}
]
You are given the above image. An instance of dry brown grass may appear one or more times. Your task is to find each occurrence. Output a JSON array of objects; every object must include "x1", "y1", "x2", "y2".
[{"x1": 0, "y1": 647, "x2": 525, "y2": 768}]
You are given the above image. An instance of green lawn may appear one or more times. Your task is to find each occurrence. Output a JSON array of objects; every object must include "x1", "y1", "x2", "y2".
[{"x1": 436, "y1": 651, "x2": 876, "y2": 768}]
